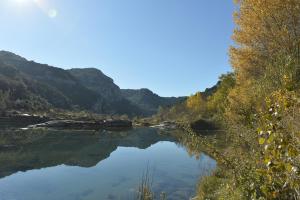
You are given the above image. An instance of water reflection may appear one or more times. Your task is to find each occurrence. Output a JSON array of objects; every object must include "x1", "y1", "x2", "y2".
[
  {"x1": 0, "y1": 128, "x2": 216, "y2": 200},
  {"x1": 0, "y1": 128, "x2": 176, "y2": 178}
]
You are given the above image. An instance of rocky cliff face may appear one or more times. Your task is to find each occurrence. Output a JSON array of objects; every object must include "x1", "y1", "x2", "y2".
[{"x1": 69, "y1": 68, "x2": 122, "y2": 100}]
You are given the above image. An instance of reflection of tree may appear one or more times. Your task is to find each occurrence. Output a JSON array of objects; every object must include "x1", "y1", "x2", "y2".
[
  {"x1": 175, "y1": 127, "x2": 234, "y2": 169},
  {"x1": 0, "y1": 128, "x2": 176, "y2": 179},
  {"x1": 176, "y1": 130, "x2": 208, "y2": 159}
]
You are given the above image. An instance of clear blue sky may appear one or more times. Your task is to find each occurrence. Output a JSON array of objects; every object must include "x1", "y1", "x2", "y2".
[{"x1": 0, "y1": 0, "x2": 235, "y2": 97}]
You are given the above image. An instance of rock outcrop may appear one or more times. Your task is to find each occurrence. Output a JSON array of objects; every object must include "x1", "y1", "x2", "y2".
[{"x1": 27, "y1": 119, "x2": 132, "y2": 130}]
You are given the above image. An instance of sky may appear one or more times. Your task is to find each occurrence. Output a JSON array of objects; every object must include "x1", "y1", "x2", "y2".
[{"x1": 0, "y1": 0, "x2": 236, "y2": 97}]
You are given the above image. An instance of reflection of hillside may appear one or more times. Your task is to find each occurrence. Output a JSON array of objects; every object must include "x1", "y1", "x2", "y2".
[{"x1": 0, "y1": 128, "x2": 176, "y2": 179}]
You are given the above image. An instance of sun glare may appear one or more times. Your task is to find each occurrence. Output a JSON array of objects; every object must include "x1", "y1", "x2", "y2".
[
  {"x1": 12, "y1": 0, "x2": 58, "y2": 18},
  {"x1": 15, "y1": 0, "x2": 28, "y2": 3},
  {"x1": 13, "y1": 0, "x2": 36, "y2": 6}
]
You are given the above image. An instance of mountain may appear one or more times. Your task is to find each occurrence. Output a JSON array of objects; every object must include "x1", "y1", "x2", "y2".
[
  {"x1": 70, "y1": 68, "x2": 186, "y2": 115},
  {"x1": 0, "y1": 51, "x2": 182, "y2": 116},
  {"x1": 0, "y1": 51, "x2": 102, "y2": 110},
  {"x1": 121, "y1": 88, "x2": 186, "y2": 115},
  {"x1": 0, "y1": 59, "x2": 52, "y2": 111},
  {"x1": 68, "y1": 68, "x2": 143, "y2": 115},
  {"x1": 69, "y1": 68, "x2": 122, "y2": 100}
]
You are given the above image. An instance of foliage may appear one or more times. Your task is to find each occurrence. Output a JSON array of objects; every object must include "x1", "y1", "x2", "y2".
[
  {"x1": 230, "y1": 0, "x2": 300, "y2": 82},
  {"x1": 253, "y1": 89, "x2": 300, "y2": 199},
  {"x1": 155, "y1": 73, "x2": 235, "y2": 124},
  {"x1": 196, "y1": 168, "x2": 245, "y2": 200},
  {"x1": 207, "y1": 73, "x2": 235, "y2": 117},
  {"x1": 226, "y1": 0, "x2": 300, "y2": 194},
  {"x1": 186, "y1": 92, "x2": 206, "y2": 115},
  {"x1": 223, "y1": 0, "x2": 300, "y2": 199}
]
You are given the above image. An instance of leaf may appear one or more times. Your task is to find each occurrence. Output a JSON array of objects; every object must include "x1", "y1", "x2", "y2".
[
  {"x1": 286, "y1": 164, "x2": 293, "y2": 172},
  {"x1": 267, "y1": 134, "x2": 274, "y2": 144},
  {"x1": 259, "y1": 138, "x2": 266, "y2": 145},
  {"x1": 264, "y1": 158, "x2": 271, "y2": 164}
]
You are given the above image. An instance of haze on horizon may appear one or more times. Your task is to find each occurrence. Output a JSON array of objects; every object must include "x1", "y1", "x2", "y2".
[{"x1": 0, "y1": 0, "x2": 235, "y2": 97}]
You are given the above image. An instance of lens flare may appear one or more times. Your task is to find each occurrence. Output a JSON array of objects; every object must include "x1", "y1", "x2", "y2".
[
  {"x1": 48, "y1": 9, "x2": 57, "y2": 18},
  {"x1": 12, "y1": 0, "x2": 58, "y2": 19}
]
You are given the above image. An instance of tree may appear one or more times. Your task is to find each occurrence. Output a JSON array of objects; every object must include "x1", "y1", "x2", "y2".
[
  {"x1": 207, "y1": 73, "x2": 235, "y2": 115},
  {"x1": 227, "y1": 1, "x2": 300, "y2": 199},
  {"x1": 230, "y1": 0, "x2": 300, "y2": 83},
  {"x1": 227, "y1": 0, "x2": 300, "y2": 125},
  {"x1": 186, "y1": 92, "x2": 206, "y2": 117}
]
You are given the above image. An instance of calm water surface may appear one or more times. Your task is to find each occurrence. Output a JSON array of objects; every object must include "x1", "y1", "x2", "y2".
[{"x1": 0, "y1": 127, "x2": 216, "y2": 200}]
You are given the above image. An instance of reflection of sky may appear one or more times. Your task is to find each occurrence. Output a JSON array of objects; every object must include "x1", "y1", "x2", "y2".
[{"x1": 0, "y1": 141, "x2": 216, "y2": 200}]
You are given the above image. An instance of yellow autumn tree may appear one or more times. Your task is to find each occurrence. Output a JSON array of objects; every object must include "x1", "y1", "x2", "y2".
[
  {"x1": 186, "y1": 92, "x2": 206, "y2": 117},
  {"x1": 227, "y1": 0, "x2": 300, "y2": 125},
  {"x1": 231, "y1": 0, "x2": 300, "y2": 83},
  {"x1": 226, "y1": 1, "x2": 300, "y2": 199}
]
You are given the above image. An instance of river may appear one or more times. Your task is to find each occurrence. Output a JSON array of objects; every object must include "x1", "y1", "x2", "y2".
[{"x1": 0, "y1": 127, "x2": 216, "y2": 200}]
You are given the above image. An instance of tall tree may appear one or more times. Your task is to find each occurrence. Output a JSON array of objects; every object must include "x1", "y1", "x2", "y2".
[{"x1": 230, "y1": 0, "x2": 300, "y2": 83}]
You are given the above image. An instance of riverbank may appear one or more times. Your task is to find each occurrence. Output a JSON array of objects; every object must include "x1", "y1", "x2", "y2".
[
  {"x1": 0, "y1": 110, "x2": 133, "y2": 130},
  {"x1": 172, "y1": 121, "x2": 243, "y2": 199},
  {"x1": 26, "y1": 119, "x2": 132, "y2": 130},
  {"x1": 177, "y1": 122, "x2": 244, "y2": 199}
]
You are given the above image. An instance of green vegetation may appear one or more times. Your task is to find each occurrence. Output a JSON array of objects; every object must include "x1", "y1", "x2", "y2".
[
  {"x1": 154, "y1": 0, "x2": 300, "y2": 199},
  {"x1": 156, "y1": 72, "x2": 235, "y2": 124}
]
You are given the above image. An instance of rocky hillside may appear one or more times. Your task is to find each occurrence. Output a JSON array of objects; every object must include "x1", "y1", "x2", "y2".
[
  {"x1": 69, "y1": 68, "x2": 122, "y2": 100},
  {"x1": 122, "y1": 89, "x2": 186, "y2": 115},
  {"x1": 0, "y1": 51, "x2": 182, "y2": 116}
]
